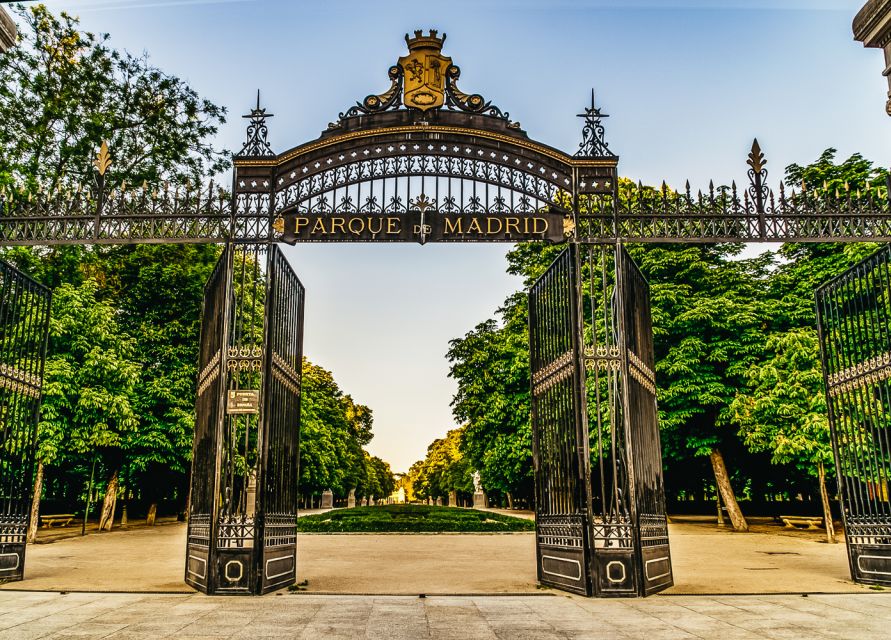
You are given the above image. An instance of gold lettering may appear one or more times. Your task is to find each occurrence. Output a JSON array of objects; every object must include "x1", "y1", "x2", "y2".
[
  {"x1": 523, "y1": 217, "x2": 531, "y2": 234},
  {"x1": 367, "y1": 217, "x2": 383, "y2": 235},
  {"x1": 311, "y1": 218, "x2": 328, "y2": 235},
  {"x1": 330, "y1": 218, "x2": 346, "y2": 235},
  {"x1": 486, "y1": 217, "x2": 503, "y2": 234},
  {"x1": 532, "y1": 217, "x2": 547, "y2": 234},
  {"x1": 467, "y1": 218, "x2": 483, "y2": 234},
  {"x1": 505, "y1": 217, "x2": 521, "y2": 235},
  {"x1": 295, "y1": 217, "x2": 310, "y2": 235},
  {"x1": 387, "y1": 217, "x2": 401, "y2": 234},
  {"x1": 444, "y1": 218, "x2": 463, "y2": 235},
  {"x1": 348, "y1": 217, "x2": 365, "y2": 235}
]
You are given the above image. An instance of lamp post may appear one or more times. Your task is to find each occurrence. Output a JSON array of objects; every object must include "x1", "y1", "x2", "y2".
[{"x1": 853, "y1": 0, "x2": 891, "y2": 115}]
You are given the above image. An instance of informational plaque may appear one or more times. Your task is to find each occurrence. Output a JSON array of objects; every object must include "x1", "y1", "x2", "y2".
[{"x1": 227, "y1": 389, "x2": 260, "y2": 414}]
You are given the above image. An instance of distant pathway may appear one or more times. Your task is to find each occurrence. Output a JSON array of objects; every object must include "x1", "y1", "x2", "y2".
[{"x1": 0, "y1": 517, "x2": 873, "y2": 595}]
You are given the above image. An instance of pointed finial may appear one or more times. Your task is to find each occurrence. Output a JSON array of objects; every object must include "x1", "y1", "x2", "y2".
[
  {"x1": 239, "y1": 90, "x2": 275, "y2": 157},
  {"x1": 574, "y1": 89, "x2": 613, "y2": 157},
  {"x1": 93, "y1": 141, "x2": 112, "y2": 176},
  {"x1": 747, "y1": 138, "x2": 766, "y2": 175}
]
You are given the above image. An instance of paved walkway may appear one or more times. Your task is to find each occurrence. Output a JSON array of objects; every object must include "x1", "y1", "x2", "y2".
[
  {"x1": 1, "y1": 519, "x2": 870, "y2": 594},
  {"x1": 0, "y1": 591, "x2": 888, "y2": 639}
]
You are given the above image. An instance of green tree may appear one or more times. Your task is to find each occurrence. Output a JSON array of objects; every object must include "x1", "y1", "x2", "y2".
[
  {"x1": 298, "y1": 360, "x2": 383, "y2": 506},
  {"x1": 103, "y1": 244, "x2": 221, "y2": 517},
  {"x1": 38, "y1": 279, "x2": 140, "y2": 531},
  {"x1": 0, "y1": 3, "x2": 227, "y2": 192},
  {"x1": 447, "y1": 293, "x2": 534, "y2": 506},
  {"x1": 730, "y1": 328, "x2": 837, "y2": 542},
  {"x1": 409, "y1": 428, "x2": 474, "y2": 504}
]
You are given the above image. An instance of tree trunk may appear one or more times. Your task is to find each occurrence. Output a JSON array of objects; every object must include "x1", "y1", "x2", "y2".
[
  {"x1": 506, "y1": 492, "x2": 514, "y2": 509},
  {"x1": 98, "y1": 469, "x2": 119, "y2": 532},
  {"x1": 818, "y1": 462, "x2": 837, "y2": 544},
  {"x1": 709, "y1": 448, "x2": 748, "y2": 532},
  {"x1": 715, "y1": 483, "x2": 725, "y2": 527},
  {"x1": 27, "y1": 462, "x2": 44, "y2": 544},
  {"x1": 146, "y1": 503, "x2": 157, "y2": 526}
]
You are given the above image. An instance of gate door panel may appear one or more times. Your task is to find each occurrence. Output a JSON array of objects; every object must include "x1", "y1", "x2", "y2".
[
  {"x1": 0, "y1": 261, "x2": 50, "y2": 583},
  {"x1": 257, "y1": 245, "x2": 304, "y2": 594},
  {"x1": 616, "y1": 246, "x2": 673, "y2": 595},
  {"x1": 529, "y1": 244, "x2": 593, "y2": 596},
  {"x1": 186, "y1": 243, "x2": 305, "y2": 595},
  {"x1": 817, "y1": 246, "x2": 891, "y2": 587},
  {"x1": 186, "y1": 245, "x2": 231, "y2": 593}
]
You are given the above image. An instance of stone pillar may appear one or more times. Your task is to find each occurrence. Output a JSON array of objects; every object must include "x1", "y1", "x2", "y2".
[
  {"x1": 320, "y1": 489, "x2": 334, "y2": 509},
  {"x1": 853, "y1": 0, "x2": 891, "y2": 115},
  {"x1": 0, "y1": 8, "x2": 16, "y2": 52},
  {"x1": 368, "y1": 495, "x2": 374, "y2": 506},
  {"x1": 347, "y1": 488, "x2": 356, "y2": 509},
  {"x1": 448, "y1": 490, "x2": 458, "y2": 507}
]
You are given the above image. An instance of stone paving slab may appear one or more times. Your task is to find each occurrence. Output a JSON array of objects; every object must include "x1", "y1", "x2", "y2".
[{"x1": 0, "y1": 592, "x2": 888, "y2": 640}]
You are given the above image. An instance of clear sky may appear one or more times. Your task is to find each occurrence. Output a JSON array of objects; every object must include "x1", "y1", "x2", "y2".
[{"x1": 33, "y1": 0, "x2": 891, "y2": 472}]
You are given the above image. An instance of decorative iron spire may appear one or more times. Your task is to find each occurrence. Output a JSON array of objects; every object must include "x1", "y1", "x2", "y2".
[
  {"x1": 746, "y1": 138, "x2": 769, "y2": 214},
  {"x1": 575, "y1": 90, "x2": 614, "y2": 158},
  {"x1": 239, "y1": 90, "x2": 274, "y2": 157}
]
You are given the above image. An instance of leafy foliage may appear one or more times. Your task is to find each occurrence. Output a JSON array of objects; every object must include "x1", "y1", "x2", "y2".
[
  {"x1": 407, "y1": 427, "x2": 473, "y2": 502},
  {"x1": 446, "y1": 293, "x2": 534, "y2": 504},
  {"x1": 444, "y1": 150, "x2": 887, "y2": 512},
  {"x1": 299, "y1": 360, "x2": 391, "y2": 502},
  {"x1": 731, "y1": 329, "x2": 831, "y2": 474},
  {"x1": 0, "y1": 3, "x2": 228, "y2": 192}
]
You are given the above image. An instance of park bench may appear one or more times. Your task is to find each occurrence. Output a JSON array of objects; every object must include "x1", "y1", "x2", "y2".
[
  {"x1": 40, "y1": 514, "x2": 76, "y2": 528},
  {"x1": 780, "y1": 515, "x2": 824, "y2": 530}
]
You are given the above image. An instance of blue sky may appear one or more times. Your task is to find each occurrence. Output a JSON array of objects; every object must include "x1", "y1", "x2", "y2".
[{"x1": 34, "y1": 0, "x2": 891, "y2": 472}]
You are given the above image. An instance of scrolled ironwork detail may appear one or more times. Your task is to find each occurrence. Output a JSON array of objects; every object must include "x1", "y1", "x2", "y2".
[
  {"x1": 227, "y1": 345, "x2": 262, "y2": 372},
  {"x1": 0, "y1": 362, "x2": 42, "y2": 399},
  {"x1": 271, "y1": 351, "x2": 301, "y2": 395},
  {"x1": 575, "y1": 90, "x2": 613, "y2": 158},
  {"x1": 746, "y1": 138, "x2": 769, "y2": 215},
  {"x1": 537, "y1": 515, "x2": 586, "y2": 549},
  {"x1": 239, "y1": 91, "x2": 275, "y2": 157},
  {"x1": 826, "y1": 350, "x2": 891, "y2": 397},
  {"x1": 627, "y1": 350, "x2": 657, "y2": 395},
  {"x1": 339, "y1": 65, "x2": 404, "y2": 119},
  {"x1": 443, "y1": 64, "x2": 513, "y2": 124},
  {"x1": 532, "y1": 349, "x2": 574, "y2": 394}
]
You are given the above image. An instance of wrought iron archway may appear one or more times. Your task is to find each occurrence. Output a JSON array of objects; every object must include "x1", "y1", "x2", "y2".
[{"x1": 0, "y1": 27, "x2": 889, "y2": 596}]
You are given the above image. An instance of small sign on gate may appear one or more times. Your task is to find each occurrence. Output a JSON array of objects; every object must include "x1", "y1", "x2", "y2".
[{"x1": 227, "y1": 390, "x2": 260, "y2": 414}]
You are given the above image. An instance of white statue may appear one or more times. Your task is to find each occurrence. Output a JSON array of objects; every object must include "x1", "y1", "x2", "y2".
[{"x1": 472, "y1": 470, "x2": 482, "y2": 493}]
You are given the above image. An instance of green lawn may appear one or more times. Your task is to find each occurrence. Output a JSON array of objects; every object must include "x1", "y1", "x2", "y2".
[{"x1": 296, "y1": 504, "x2": 535, "y2": 533}]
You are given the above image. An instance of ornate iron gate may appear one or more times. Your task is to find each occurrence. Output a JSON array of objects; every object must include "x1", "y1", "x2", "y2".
[
  {"x1": 817, "y1": 245, "x2": 891, "y2": 587},
  {"x1": 529, "y1": 244, "x2": 591, "y2": 595},
  {"x1": 186, "y1": 244, "x2": 231, "y2": 593},
  {"x1": 257, "y1": 245, "x2": 304, "y2": 593},
  {"x1": 530, "y1": 244, "x2": 672, "y2": 597},
  {"x1": 186, "y1": 244, "x2": 304, "y2": 595},
  {"x1": 615, "y1": 246, "x2": 672, "y2": 595},
  {"x1": 0, "y1": 260, "x2": 50, "y2": 583}
]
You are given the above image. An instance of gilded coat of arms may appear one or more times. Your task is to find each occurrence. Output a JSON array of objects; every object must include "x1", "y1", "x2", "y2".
[{"x1": 399, "y1": 30, "x2": 451, "y2": 111}]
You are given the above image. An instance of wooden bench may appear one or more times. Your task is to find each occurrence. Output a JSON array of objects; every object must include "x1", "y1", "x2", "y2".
[
  {"x1": 781, "y1": 515, "x2": 824, "y2": 530},
  {"x1": 40, "y1": 514, "x2": 76, "y2": 528}
]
